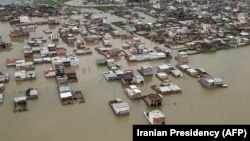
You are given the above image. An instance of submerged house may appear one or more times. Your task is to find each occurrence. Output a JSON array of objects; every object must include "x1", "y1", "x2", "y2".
[
  {"x1": 84, "y1": 35, "x2": 101, "y2": 43},
  {"x1": 51, "y1": 55, "x2": 79, "y2": 67},
  {"x1": 58, "y1": 85, "x2": 73, "y2": 105},
  {"x1": 25, "y1": 88, "x2": 38, "y2": 100},
  {"x1": 24, "y1": 46, "x2": 33, "y2": 58},
  {"x1": 186, "y1": 68, "x2": 199, "y2": 78},
  {"x1": 155, "y1": 72, "x2": 170, "y2": 83},
  {"x1": 137, "y1": 65, "x2": 153, "y2": 76},
  {"x1": 56, "y1": 45, "x2": 67, "y2": 56},
  {"x1": 144, "y1": 109, "x2": 165, "y2": 125},
  {"x1": 106, "y1": 58, "x2": 121, "y2": 70},
  {"x1": 151, "y1": 83, "x2": 182, "y2": 95},
  {"x1": 142, "y1": 93, "x2": 163, "y2": 107},
  {"x1": 103, "y1": 71, "x2": 118, "y2": 81},
  {"x1": 9, "y1": 28, "x2": 29, "y2": 37},
  {"x1": 176, "y1": 64, "x2": 190, "y2": 72},
  {"x1": 120, "y1": 71, "x2": 134, "y2": 85},
  {"x1": 44, "y1": 68, "x2": 56, "y2": 77},
  {"x1": 10, "y1": 16, "x2": 37, "y2": 32},
  {"x1": 51, "y1": 57, "x2": 78, "y2": 84},
  {"x1": 0, "y1": 41, "x2": 11, "y2": 49},
  {"x1": 156, "y1": 64, "x2": 174, "y2": 73},
  {"x1": 56, "y1": 70, "x2": 78, "y2": 84},
  {"x1": 175, "y1": 51, "x2": 188, "y2": 63},
  {"x1": 6, "y1": 58, "x2": 25, "y2": 67},
  {"x1": 124, "y1": 85, "x2": 142, "y2": 99},
  {"x1": 48, "y1": 17, "x2": 60, "y2": 25},
  {"x1": 170, "y1": 69, "x2": 183, "y2": 77},
  {"x1": 0, "y1": 91, "x2": 3, "y2": 103},
  {"x1": 0, "y1": 72, "x2": 9, "y2": 83},
  {"x1": 40, "y1": 45, "x2": 57, "y2": 57},
  {"x1": 134, "y1": 74, "x2": 144, "y2": 84},
  {"x1": 0, "y1": 36, "x2": 11, "y2": 49},
  {"x1": 109, "y1": 98, "x2": 129, "y2": 116},
  {"x1": 125, "y1": 24, "x2": 136, "y2": 33},
  {"x1": 49, "y1": 33, "x2": 59, "y2": 41},
  {"x1": 14, "y1": 96, "x2": 27, "y2": 112},
  {"x1": 15, "y1": 61, "x2": 35, "y2": 71},
  {"x1": 199, "y1": 77, "x2": 227, "y2": 88},
  {"x1": 60, "y1": 33, "x2": 76, "y2": 44},
  {"x1": 15, "y1": 61, "x2": 36, "y2": 81},
  {"x1": 15, "y1": 70, "x2": 36, "y2": 80}
]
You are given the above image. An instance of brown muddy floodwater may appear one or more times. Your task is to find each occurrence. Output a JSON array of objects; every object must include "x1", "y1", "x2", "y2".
[{"x1": 0, "y1": 8, "x2": 250, "y2": 141}]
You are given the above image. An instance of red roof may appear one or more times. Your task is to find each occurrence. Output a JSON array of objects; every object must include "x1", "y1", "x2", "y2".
[
  {"x1": 56, "y1": 48, "x2": 66, "y2": 54},
  {"x1": 6, "y1": 58, "x2": 23, "y2": 66}
]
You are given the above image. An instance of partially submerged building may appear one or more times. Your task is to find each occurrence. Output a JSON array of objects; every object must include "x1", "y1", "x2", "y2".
[{"x1": 199, "y1": 77, "x2": 227, "y2": 88}]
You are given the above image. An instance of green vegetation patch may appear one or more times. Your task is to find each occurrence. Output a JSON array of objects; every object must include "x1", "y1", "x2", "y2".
[
  {"x1": 33, "y1": 0, "x2": 68, "y2": 5},
  {"x1": 94, "y1": 6, "x2": 116, "y2": 12}
]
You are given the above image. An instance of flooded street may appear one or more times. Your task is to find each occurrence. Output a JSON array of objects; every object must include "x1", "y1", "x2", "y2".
[{"x1": 0, "y1": 6, "x2": 250, "y2": 141}]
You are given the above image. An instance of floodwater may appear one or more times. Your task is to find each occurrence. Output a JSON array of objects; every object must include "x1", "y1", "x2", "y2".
[
  {"x1": 0, "y1": 6, "x2": 250, "y2": 141},
  {"x1": 0, "y1": 0, "x2": 33, "y2": 5}
]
